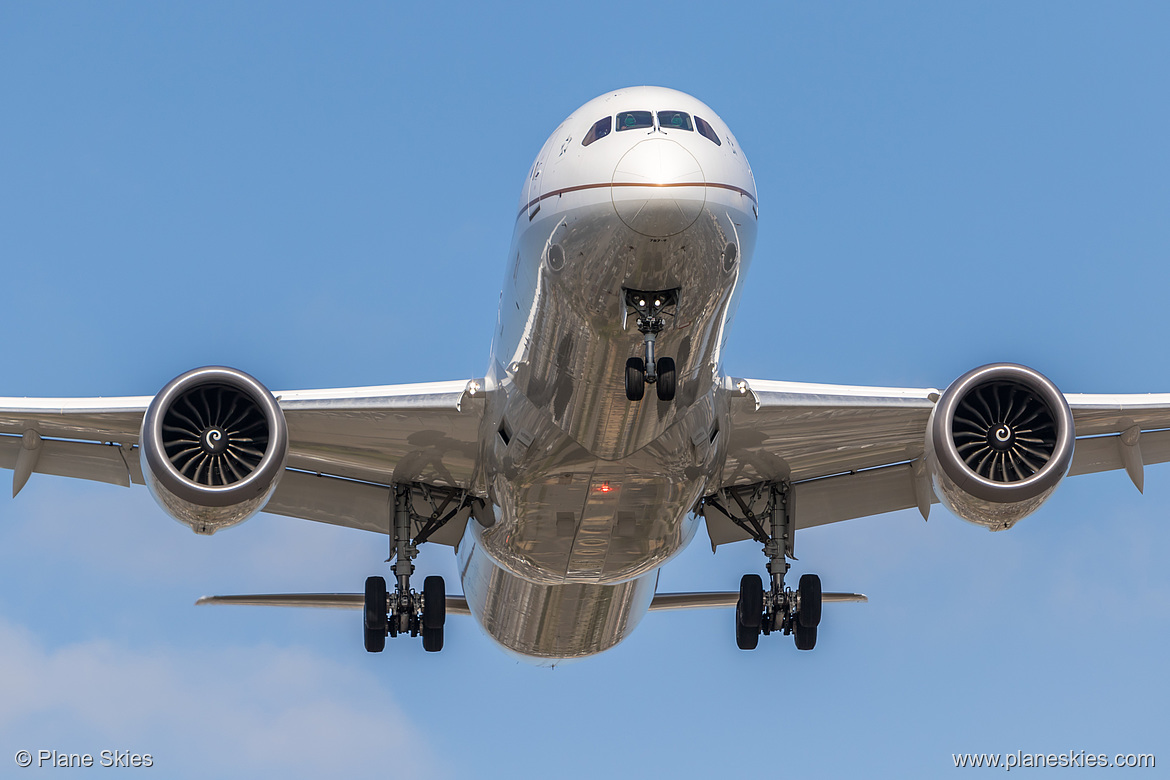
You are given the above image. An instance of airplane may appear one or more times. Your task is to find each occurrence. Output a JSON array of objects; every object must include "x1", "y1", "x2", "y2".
[{"x1": 3, "y1": 85, "x2": 1168, "y2": 662}]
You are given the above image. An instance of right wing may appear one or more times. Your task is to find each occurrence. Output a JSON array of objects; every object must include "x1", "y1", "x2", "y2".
[{"x1": 0, "y1": 379, "x2": 485, "y2": 540}]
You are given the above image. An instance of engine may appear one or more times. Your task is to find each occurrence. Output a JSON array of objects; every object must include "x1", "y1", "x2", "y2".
[
  {"x1": 925, "y1": 363, "x2": 1074, "y2": 530},
  {"x1": 140, "y1": 367, "x2": 288, "y2": 535}
]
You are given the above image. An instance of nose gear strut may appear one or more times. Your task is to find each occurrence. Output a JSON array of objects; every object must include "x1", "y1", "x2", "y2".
[{"x1": 624, "y1": 288, "x2": 678, "y2": 402}]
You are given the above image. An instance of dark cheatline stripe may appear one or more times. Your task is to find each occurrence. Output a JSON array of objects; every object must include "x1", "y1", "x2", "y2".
[{"x1": 518, "y1": 181, "x2": 757, "y2": 220}]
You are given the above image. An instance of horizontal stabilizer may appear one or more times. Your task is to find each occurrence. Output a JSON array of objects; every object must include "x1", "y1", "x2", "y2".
[
  {"x1": 196, "y1": 590, "x2": 867, "y2": 614},
  {"x1": 647, "y1": 591, "x2": 867, "y2": 611},
  {"x1": 196, "y1": 593, "x2": 472, "y2": 616}
]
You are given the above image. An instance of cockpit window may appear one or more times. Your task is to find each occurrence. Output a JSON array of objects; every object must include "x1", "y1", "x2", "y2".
[
  {"x1": 582, "y1": 116, "x2": 612, "y2": 147},
  {"x1": 657, "y1": 111, "x2": 693, "y2": 131},
  {"x1": 616, "y1": 111, "x2": 653, "y2": 131},
  {"x1": 695, "y1": 116, "x2": 722, "y2": 146}
]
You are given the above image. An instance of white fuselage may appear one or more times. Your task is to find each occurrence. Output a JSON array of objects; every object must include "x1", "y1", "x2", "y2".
[{"x1": 456, "y1": 87, "x2": 758, "y2": 660}]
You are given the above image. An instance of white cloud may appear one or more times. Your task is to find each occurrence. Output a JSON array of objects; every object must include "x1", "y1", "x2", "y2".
[{"x1": 0, "y1": 617, "x2": 447, "y2": 780}]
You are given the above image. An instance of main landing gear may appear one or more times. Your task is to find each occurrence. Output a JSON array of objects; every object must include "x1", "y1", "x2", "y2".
[
  {"x1": 624, "y1": 288, "x2": 677, "y2": 402},
  {"x1": 706, "y1": 482, "x2": 824, "y2": 651},
  {"x1": 364, "y1": 483, "x2": 468, "y2": 654}
]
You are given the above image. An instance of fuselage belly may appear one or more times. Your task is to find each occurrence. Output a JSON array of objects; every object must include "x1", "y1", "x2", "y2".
[{"x1": 459, "y1": 87, "x2": 758, "y2": 659}]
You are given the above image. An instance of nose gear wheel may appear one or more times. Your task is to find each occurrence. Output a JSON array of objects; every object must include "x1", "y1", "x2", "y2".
[{"x1": 625, "y1": 357, "x2": 646, "y2": 401}]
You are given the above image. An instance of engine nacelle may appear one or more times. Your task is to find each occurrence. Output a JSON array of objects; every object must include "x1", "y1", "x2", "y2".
[
  {"x1": 140, "y1": 367, "x2": 288, "y2": 535},
  {"x1": 926, "y1": 363, "x2": 1074, "y2": 530}
]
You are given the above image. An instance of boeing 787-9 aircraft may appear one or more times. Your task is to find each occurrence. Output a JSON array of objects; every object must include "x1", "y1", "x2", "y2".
[{"x1": 2, "y1": 87, "x2": 1167, "y2": 661}]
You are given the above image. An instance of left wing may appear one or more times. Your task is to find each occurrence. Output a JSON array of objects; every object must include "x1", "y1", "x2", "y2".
[
  {"x1": 0, "y1": 379, "x2": 485, "y2": 539},
  {"x1": 711, "y1": 376, "x2": 1170, "y2": 546}
]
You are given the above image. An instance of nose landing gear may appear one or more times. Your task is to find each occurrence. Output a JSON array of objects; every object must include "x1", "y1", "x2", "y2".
[
  {"x1": 624, "y1": 289, "x2": 678, "y2": 402},
  {"x1": 625, "y1": 357, "x2": 647, "y2": 401}
]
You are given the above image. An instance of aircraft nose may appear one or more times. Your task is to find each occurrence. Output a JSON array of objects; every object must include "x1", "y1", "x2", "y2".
[{"x1": 612, "y1": 139, "x2": 706, "y2": 237}]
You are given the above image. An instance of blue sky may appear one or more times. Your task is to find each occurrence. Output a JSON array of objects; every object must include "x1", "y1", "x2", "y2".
[{"x1": 1, "y1": 2, "x2": 1168, "y2": 777}]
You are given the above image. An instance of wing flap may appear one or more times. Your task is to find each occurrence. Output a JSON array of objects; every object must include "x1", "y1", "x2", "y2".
[
  {"x1": 795, "y1": 463, "x2": 923, "y2": 529},
  {"x1": 706, "y1": 462, "x2": 933, "y2": 548},
  {"x1": 263, "y1": 470, "x2": 391, "y2": 535},
  {"x1": 1068, "y1": 429, "x2": 1170, "y2": 476},
  {"x1": 0, "y1": 434, "x2": 133, "y2": 492}
]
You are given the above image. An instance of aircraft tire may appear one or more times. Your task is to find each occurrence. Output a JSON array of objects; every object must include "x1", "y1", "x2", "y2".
[
  {"x1": 364, "y1": 576, "x2": 388, "y2": 653},
  {"x1": 794, "y1": 622, "x2": 817, "y2": 651},
  {"x1": 798, "y1": 573, "x2": 822, "y2": 628},
  {"x1": 625, "y1": 357, "x2": 645, "y2": 401},
  {"x1": 364, "y1": 623, "x2": 386, "y2": 653},
  {"x1": 364, "y1": 576, "x2": 387, "y2": 631},
  {"x1": 422, "y1": 626, "x2": 444, "y2": 652},
  {"x1": 738, "y1": 574, "x2": 763, "y2": 628},
  {"x1": 736, "y1": 574, "x2": 763, "y2": 650},
  {"x1": 735, "y1": 620, "x2": 759, "y2": 651},
  {"x1": 423, "y1": 575, "x2": 446, "y2": 630},
  {"x1": 656, "y1": 357, "x2": 676, "y2": 401}
]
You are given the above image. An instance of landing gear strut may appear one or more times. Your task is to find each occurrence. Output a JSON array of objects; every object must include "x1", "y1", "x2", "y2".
[
  {"x1": 706, "y1": 482, "x2": 823, "y2": 651},
  {"x1": 363, "y1": 483, "x2": 467, "y2": 654},
  {"x1": 624, "y1": 289, "x2": 677, "y2": 402}
]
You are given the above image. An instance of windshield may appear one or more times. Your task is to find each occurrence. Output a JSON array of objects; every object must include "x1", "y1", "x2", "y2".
[
  {"x1": 582, "y1": 116, "x2": 612, "y2": 147},
  {"x1": 616, "y1": 111, "x2": 653, "y2": 131},
  {"x1": 657, "y1": 111, "x2": 693, "y2": 131},
  {"x1": 695, "y1": 116, "x2": 721, "y2": 146}
]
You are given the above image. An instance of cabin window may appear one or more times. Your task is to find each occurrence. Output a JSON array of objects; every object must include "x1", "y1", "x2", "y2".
[
  {"x1": 657, "y1": 111, "x2": 693, "y2": 131},
  {"x1": 695, "y1": 116, "x2": 722, "y2": 146},
  {"x1": 582, "y1": 116, "x2": 612, "y2": 147},
  {"x1": 616, "y1": 111, "x2": 653, "y2": 131}
]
